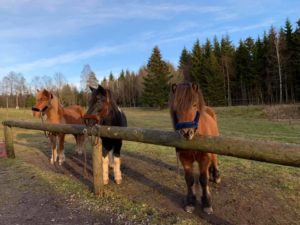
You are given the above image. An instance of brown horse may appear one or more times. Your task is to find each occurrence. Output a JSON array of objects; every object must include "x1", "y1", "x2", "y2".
[
  {"x1": 32, "y1": 89, "x2": 85, "y2": 165},
  {"x1": 170, "y1": 82, "x2": 221, "y2": 214}
]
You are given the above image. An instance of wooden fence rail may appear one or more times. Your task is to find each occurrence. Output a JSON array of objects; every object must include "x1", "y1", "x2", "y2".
[{"x1": 2, "y1": 120, "x2": 300, "y2": 195}]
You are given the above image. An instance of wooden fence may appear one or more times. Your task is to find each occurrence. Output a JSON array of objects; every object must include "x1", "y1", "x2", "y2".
[{"x1": 2, "y1": 120, "x2": 300, "y2": 196}]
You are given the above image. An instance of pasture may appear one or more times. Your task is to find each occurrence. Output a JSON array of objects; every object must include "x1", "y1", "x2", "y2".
[{"x1": 0, "y1": 106, "x2": 300, "y2": 225}]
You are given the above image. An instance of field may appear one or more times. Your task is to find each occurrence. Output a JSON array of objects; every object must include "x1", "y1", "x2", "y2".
[{"x1": 0, "y1": 106, "x2": 300, "y2": 225}]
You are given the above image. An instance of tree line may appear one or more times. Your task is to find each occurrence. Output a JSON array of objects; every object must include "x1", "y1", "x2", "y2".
[{"x1": 1, "y1": 18, "x2": 299, "y2": 108}]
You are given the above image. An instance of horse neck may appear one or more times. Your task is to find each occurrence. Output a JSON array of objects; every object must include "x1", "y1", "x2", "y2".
[
  {"x1": 102, "y1": 102, "x2": 119, "y2": 123},
  {"x1": 46, "y1": 95, "x2": 62, "y2": 122}
]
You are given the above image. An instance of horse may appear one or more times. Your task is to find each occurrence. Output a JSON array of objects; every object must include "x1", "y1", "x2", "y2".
[
  {"x1": 169, "y1": 82, "x2": 221, "y2": 214},
  {"x1": 83, "y1": 84, "x2": 127, "y2": 185},
  {"x1": 32, "y1": 89, "x2": 85, "y2": 165}
]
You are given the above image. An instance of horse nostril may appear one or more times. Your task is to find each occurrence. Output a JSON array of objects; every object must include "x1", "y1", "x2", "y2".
[
  {"x1": 179, "y1": 130, "x2": 185, "y2": 136},
  {"x1": 188, "y1": 130, "x2": 194, "y2": 136}
]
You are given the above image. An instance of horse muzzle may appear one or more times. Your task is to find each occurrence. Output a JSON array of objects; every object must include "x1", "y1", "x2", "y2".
[
  {"x1": 83, "y1": 114, "x2": 100, "y2": 126},
  {"x1": 32, "y1": 106, "x2": 49, "y2": 116},
  {"x1": 178, "y1": 129, "x2": 195, "y2": 140}
]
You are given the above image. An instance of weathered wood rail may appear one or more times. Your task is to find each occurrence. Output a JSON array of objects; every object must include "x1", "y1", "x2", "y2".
[{"x1": 2, "y1": 120, "x2": 300, "y2": 195}]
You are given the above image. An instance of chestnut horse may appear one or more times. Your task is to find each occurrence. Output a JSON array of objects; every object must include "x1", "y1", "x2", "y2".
[
  {"x1": 83, "y1": 85, "x2": 127, "y2": 185},
  {"x1": 170, "y1": 82, "x2": 221, "y2": 214},
  {"x1": 32, "y1": 89, "x2": 85, "y2": 165}
]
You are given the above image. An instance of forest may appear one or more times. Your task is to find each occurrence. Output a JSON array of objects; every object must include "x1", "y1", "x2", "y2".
[{"x1": 0, "y1": 18, "x2": 299, "y2": 108}]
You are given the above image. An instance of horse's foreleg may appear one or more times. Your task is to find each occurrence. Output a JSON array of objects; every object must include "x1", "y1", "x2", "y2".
[
  {"x1": 209, "y1": 153, "x2": 221, "y2": 184},
  {"x1": 102, "y1": 149, "x2": 109, "y2": 185},
  {"x1": 179, "y1": 153, "x2": 196, "y2": 213},
  {"x1": 113, "y1": 141, "x2": 122, "y2": 185},
  {"x1": 58, "y1": 134, "x2": 65, "y2": 165},
  {"x1": 49, "y1": 135, "x2": 57, "y2": 164},
  {"x1": 199, "y1": 154, "x2": 213, "y2": 214},
  {"x1": 109, "y1": 151, "x2": 114, "y2": 168},
  {"x1": 75, "y1": 134, "x2": 85, "y2": 155}
]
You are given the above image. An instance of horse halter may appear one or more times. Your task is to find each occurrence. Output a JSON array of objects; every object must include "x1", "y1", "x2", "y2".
[
  {"x1": 83, "y1": 114, "x2": 100, "y2": 126},
  {"x1": 31, "y1": 98, "x2": 51, "y2": 115},
  {"x1": 175, "y1": 111, "x2": 200, "y2": 130}
]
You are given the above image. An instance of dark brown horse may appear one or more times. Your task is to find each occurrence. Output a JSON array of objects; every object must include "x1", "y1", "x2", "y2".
[
  {"x1": 170, "y1": 82, "x2": 221, "y2": 214},
  {"x1": 83, "y1": 85, "x2": 127, "y2": 185}
]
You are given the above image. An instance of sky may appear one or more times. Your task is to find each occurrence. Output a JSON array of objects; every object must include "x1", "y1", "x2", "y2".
[{"x1": 0, "y1": 0, "x2": 299, "y2": 88}]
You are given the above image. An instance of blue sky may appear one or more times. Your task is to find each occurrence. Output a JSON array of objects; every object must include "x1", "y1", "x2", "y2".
[{"x1": 0, "y1": 0, "x2": 299, "y2": 88}]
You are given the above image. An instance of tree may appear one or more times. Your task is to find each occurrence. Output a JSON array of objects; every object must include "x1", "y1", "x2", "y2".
[
  {"x1": 201, "y1": 39, "x2": 225, "y2": 105},
  {"x1": 86, "y1": 71, "x2": 98, "y2": 88},
  {"x1": 142, "y1": 46, "x2": 171, "y2": 108},
  {"x1": 190, "y1": 40, "x2": 205, "y2": 90},
  {"x1": 220, "y1": 35, "x2": 235, "y2": 105},
  {"x1": 178, "y1": 47, "x2": 192, "y2": 81},
  {"x1": 275, "y1": 29, "x2": 283, "y2": 103},
  {"x1": 253, "y1": 37, "x2": 265, "y2": 104},
  {"x1": 80, "y1": 64, "x2": 97, "y2": 106},
  {"x1": 292, "y1": 19, "x2": 300, "y2": 101},
  {"x1": 80, "y1": 64, "x2": 93, "y2": 91},
  {"x1": 60, "y1": 84, "x2": 76, "y2": 106},
  {"x1": 53, "y1": 72, "x2": 66, "y2": 98}
]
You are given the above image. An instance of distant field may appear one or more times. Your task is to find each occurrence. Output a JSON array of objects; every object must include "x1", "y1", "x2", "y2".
[{"x1": 0, "y1": 106, "x2": 299, "y2": 225}]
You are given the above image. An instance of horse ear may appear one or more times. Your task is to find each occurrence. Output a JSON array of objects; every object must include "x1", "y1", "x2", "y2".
[
  {"x1": 89, "y1": 86, "x2": 95, "y2": 92},
  {"x1": 36, "y1": 89, "x2": 40, "y2": 92},
  {"x1": 192, "y1": 83, "x2": 198, "y2": 92},
  {"x1": 50, "y1": 93, "x2": 53, "y2": 99},
  {"x1": 171, "y1": 84, "x2": 177, "y2": 93},
  {"x1": 97, "y1": 85, "x2": 106, "y2": 96}
]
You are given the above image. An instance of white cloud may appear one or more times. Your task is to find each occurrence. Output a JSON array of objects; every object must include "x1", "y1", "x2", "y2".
[
  {"x1": 0, "y1": 44, "x2": 124, "y2": 74},
  {"x1": 0, "y1": 1, "x2": 227, "y2": 39}
]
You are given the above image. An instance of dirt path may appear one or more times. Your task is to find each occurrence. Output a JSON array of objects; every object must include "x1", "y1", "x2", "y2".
[
  {"x1": 0, "y1": 161, "x2": 114, "y2": 225},
  {"x1": 1, "y1": 132, "x2": 299, "y2": 225}
]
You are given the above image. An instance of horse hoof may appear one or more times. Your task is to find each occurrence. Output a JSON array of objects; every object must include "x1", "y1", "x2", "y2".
[
  {"x1": 184, "y1": 205, "x2": 195, "y2": 213},
  {"x1": 103, "y1": 179, "x2": 109, "y2": 185},
  {"x1": 203, "y1": 206, "x2": 213, "y2": 214},
  {"x1": 214, "y1": 177, "x2": 221, "y2": 184},
  {"x1": 115, "y1": 179, "x2": 122, "y2": 185}
]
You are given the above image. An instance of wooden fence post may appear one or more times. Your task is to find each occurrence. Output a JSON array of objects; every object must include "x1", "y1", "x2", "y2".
[
  {"x1": 92, "y1": 137, "x2": 104, "y2": 197},
  {"x1": 3, "y1": 125, "x2": 15, "y2": 159}
]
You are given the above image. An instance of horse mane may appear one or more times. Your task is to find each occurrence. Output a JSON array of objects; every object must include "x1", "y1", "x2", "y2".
[
  {"x1": 105, "y1": 88, "x2": 119, "y2": 121},
  {"x1": 169, "y1": 82, "x2": 206, "y2": 127}
]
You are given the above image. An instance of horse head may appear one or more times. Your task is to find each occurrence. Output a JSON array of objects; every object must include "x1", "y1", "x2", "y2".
[
  {"x1": 84, "y1": 84, "x2": 111, "y2": 126},
  {"x1": 32, "y1": 89, "x2": 53, "y2": 117},
  {"x1": 170, "y1": 82, "x2": 204, "y2": 140}
]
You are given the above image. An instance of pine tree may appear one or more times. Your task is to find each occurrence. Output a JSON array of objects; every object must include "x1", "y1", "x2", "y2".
[
  {"x1": 292, "y1": 19, "x2": 300, "y2": 101},
  {"x1": 235, "y1": 40, "x2": 252, "y2": 104},
  {"x1": 220, "y1": 35, "x2": 235, "y2": 105},
  {"x1": 178, "y1": 47, "x2": 192, "y2": 81},
  {"x1": 253, "y1": 37, "x2": 265, "y2": 104},
  {"x1": 142, "y1": 46, "x2": 171, "y2": 108},
  {"x1": 282, "y1": 19, "x2": 293, "y2": 102},
  {"x1": 190, "y1": 40, "x2": 206, "y2": 93},
  {"x1": 204, "y1": 43, "x2": 225, "y2": 106}
]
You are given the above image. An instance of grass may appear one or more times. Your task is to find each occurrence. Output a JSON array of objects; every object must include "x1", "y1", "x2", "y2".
[{"x1": 0, "y1": 106, "x2": 300, "y2": 225}]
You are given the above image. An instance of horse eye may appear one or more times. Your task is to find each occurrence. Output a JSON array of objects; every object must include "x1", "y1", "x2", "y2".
[{"x1": 193, "y1": 103, "x2": 197, "y2": 107}]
